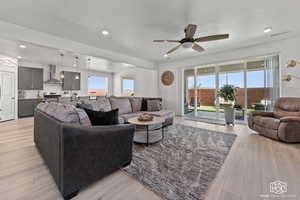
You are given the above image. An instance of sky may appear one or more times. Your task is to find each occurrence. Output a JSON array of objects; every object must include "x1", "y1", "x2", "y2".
[
  {"x1": 88, "y1": 76, "x2": 108, "y2": 90},
  {"x1": 122, "y1": 79, "x2": 134, "y2": 90},
  {"x1": 88, "y1": 70, "x2": 265, "y2": 91},
  {"x1": 188, "y1": 70, "x2": 265, "y2": 89},
  {"x1": 88, "y1": 76, "x2": 134, "y2": 91}
]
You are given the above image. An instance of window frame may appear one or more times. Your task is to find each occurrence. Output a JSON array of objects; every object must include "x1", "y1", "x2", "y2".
[
  {"x1": 87, "y1": 75, "x2": 109, "y2": 97},
  {"x1": 121, "y1": 77, "x2": 135, "y2": 96}
]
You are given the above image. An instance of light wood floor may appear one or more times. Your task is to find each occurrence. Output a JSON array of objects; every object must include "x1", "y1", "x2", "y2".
[{"x1": 0, "y1": 117, "x2": 300, "y2": 200}]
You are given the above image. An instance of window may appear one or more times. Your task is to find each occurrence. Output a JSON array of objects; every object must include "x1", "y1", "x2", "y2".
[
  {"x1": 122, "y1": 77, "x2": 134, "y2": 96},
  {"x1": 88, "y1": 76, "x2": 108, "y2": 96}
]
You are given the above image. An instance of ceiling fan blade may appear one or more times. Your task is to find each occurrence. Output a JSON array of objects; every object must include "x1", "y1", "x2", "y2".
[
  {"x1": 153, "y1": 40, "x2": 180, "y2": 43},
  {"x1": 167, "y1": 44, "x2": 182, "y2": 54},
  {"x1": 192, "y1": 43, "x2": 205, "y2": 53},
  {"x1": 195, "y1": 34, "x2": 229, "y2": 42},
  {"x1": 184, "y1": 24, "x2": 197, "y2": 38}
]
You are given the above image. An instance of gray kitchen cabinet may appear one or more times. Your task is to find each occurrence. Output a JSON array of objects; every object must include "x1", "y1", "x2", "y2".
[
  {"x1": 18, "y1": 67, "x2": 33, "y2": 90},
  {"x1": 32, "y1": 68, "x2": 44, "y2": 90},
  {"x1": 18, "y1": 99, "x2": 42, "y2": 118},
  {"x1": 18, "y1": 67, "x2": 44, "y2": 90},
  {"x1": 62, "y1": 71, "x2": 80, "y2": 90}
]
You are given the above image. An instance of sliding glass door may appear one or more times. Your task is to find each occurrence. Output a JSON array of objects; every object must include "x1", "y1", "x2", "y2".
[
  {"x1": 195, "y1": 66, "x2": 217, "y2": 119},
  {"x1": 219, "y1": 61, "x2": 245, "y2": 121},
  {"x1": 183, "y1": 55, "x2": 280, "y2": 122}
]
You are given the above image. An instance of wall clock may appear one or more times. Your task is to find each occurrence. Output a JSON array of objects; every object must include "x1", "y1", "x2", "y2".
[{"x1": 161, "y1": 71, "x2": 174, "y2": 86}]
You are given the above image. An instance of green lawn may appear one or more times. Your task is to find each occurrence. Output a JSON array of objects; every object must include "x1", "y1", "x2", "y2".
[{"x1": 194, "y1": 105, "x2": 254, "y2": 114}]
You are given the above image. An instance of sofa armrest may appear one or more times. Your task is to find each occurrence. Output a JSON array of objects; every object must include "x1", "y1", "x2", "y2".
[
  {"x1": 60, "y1": 124, "x2": 135, "y2": 196},
  {"x1": 251, "y1": 111, "x2": 274, "y2": 117},
  {"x1": 280, "y1": 116, "x2": 300, "y2": 122}
]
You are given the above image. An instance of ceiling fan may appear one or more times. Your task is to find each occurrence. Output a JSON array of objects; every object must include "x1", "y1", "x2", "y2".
[{"x1": 153, "y1": 24, "x2": 229, "y2": 55}]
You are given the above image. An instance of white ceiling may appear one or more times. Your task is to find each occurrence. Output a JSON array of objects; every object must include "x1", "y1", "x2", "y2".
[
  {"x1": 0, "y1": 0, "x2": 299, "y2": 64},
  {"x1": 0, "y1": 38, "x2": 137, "y2": 73}
]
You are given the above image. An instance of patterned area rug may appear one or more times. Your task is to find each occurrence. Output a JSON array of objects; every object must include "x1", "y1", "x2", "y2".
[{"x1": 124, "y1": 124, "x2": 237, "y2": 200}]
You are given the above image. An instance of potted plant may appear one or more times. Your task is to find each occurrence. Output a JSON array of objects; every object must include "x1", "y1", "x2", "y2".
[{"x1": 217, "y1": 84, "x2": 238, "y2": 125}]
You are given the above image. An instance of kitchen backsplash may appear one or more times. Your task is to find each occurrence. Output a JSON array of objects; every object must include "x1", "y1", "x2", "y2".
[{"x1": 20, "y1": 84, "x2": 84, "y2": 99}]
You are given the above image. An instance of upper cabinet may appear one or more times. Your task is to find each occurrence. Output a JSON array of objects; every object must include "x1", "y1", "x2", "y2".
[
  {"x1": 18, "y1": 67, "x2": 44, "y2": 90},
  {"x1": 62, "y1": 71, "x2": 80, "y2": 90}
]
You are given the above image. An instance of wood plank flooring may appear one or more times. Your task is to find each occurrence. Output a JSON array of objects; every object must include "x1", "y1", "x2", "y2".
[{"x1": 0, "y1": 117, "x2": 299, "y2": 200}]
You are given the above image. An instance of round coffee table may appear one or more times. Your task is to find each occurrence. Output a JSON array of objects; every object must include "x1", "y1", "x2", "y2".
[{"x1": 128, "y1": 116, "x2": 165, "y2": 146}]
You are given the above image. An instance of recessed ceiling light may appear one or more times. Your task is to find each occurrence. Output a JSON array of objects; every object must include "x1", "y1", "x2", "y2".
[
  {"x1": 264, "y1": 27, "x2": 272, "y2": 33},
  {"x1": 164, "y1": 54, "x2": 169, "y2": 58},
  {"x1": 102, "y1": 30, "x2": 109, "y2": 35},
  {"x1": 19, "y1": 44, "x2": 27, "y2": 49},
  {"x1": 17, "y1": 56, "x2": 22, "y2": 59}
]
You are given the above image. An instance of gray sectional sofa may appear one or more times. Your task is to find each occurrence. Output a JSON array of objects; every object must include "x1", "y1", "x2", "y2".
[
  {"x1": 34, "y1": 96, "x2": 174, "y2": 199},
  {"x1": 81, "y1": 97, "x2": 175, "y2": 126}
]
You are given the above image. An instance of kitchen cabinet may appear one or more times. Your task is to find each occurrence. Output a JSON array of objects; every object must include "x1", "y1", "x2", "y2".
[
  {"x1": 18, "y1": 99, "x2": 42, "y2": 118},
  {"x1": 18, "y1": 67, "x2": 43, "y2": 90},
  {"x1": 62, "y1": 71, "x2": 80, "y2": 90}
]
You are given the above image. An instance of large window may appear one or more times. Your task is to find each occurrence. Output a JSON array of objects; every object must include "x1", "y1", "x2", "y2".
[
  {"x1": 122, "y1": 77, "x2": 134, "y2": 96},
  {"x1": 183, "y1": 55, "x2": 280, "y2": 122},
  {"x1": 88, "y1": 76, "x2": 108, "y2": 96}
]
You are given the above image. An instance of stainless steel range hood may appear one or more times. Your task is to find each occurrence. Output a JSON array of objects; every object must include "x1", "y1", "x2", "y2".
[{"x1": 44, "y1": 64, "x2": 62, "y2": 84}]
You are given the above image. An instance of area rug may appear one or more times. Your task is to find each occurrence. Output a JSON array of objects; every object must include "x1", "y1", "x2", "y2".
[
  {"x1": 185, "y1": 116, "x2": 226, "y2": 126},
  {"x1": 124, "y1": 124, "x2": 237, "y2": 200}
]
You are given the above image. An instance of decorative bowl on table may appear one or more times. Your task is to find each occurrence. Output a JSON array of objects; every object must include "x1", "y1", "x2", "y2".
[{"x1": 138, "y1": 114, "x2": 154, "y2": 121}]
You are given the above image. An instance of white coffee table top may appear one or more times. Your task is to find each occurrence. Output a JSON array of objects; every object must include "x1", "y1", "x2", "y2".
[{"x1": 128, "y1": 116, "x2": 165, "y2": 126}]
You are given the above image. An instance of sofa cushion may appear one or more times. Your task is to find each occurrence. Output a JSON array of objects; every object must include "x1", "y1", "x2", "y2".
[
  {"x1": 253, "y1": 116, "x2": 280, "y2": 130},
  {"x1": 110, "y1": 98, "x2": 132, "y2": 115},
  {"x1": 37, "y1": 102, "x2": 92, "y2": 126},
  {"x1": 119, "y1": 112, "x2": 143, "y2": 123},
  {"x1": 147, "y1": 99, "x2": 162, "y2": 111},
  {"x1": 130, "y1": 97, "x2": 143, "y2": 113},
  {"x1": 144, "y1": 110, "x2": 175, "y2": 119},
  {"x1": 83, "y1": 108, "x2": 119, "y2": 126},
  {"x1": 273, "y1": 111, "x2": 300, "y2": 119},
  {"x1": 91, "y1": 97, "x2": 112, "y2": 112}
]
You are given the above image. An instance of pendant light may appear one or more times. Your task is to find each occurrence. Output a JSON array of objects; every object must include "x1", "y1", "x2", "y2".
[{"x1": 59, "y1": 52, "x2": 65, "y2": 79}]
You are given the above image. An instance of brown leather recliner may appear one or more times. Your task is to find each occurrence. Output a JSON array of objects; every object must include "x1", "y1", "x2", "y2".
[{"x1": 248, "y1": 97, "x2": 300, "y2": 143}]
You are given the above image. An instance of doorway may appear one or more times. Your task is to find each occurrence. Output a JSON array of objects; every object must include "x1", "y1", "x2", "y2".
[
  {"x1": 183, "y1": 55, "x2": 280, "y2": 122},
  {"x1": 0, "y1": 71, "x2": 15, "y2": 122}
]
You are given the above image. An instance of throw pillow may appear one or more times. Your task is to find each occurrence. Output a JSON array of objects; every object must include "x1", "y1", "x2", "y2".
[
  {"x1": 82, "y1": 108, "x2": 119, "y2": 126},
  {"x1": 147, "y1": 100, "x2": 162, "y2": 111},
  {"x1": 77, "y1": 103, "x2": 93, "y2": 110},
  {"x1": 130, "y1": 97, "x2": 142, "y2": 113}
]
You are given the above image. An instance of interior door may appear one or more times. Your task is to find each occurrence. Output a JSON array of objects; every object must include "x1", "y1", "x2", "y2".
[{"x1": 0, "y1": 71, "x2": 15, "y2": 121}]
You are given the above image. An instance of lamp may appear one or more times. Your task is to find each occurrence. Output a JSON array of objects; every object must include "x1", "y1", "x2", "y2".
[{"x1": 287, "y1": 60, "x2": 300, "y2": 67}]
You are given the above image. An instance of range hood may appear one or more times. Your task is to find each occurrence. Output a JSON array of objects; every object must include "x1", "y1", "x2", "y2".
[{"x1": 45, "y1": 64, "x2": 62, "y2": 84}]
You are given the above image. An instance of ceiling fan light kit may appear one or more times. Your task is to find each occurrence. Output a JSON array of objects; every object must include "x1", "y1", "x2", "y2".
[{"x1": 154, "y1": 24, "x2": 229, "y2": 55}]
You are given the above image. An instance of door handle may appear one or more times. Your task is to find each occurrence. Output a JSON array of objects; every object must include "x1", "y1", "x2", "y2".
[{"x1": 11, "y1": 97, "x2": 15, "y2": 100}]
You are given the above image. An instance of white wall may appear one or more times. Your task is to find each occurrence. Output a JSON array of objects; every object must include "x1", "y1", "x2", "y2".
[
  {"x1": 19, "y1": 61, "x2": 113, "y2": 98},
  {"x1": 113, "y1": 67, "x2": 158, "y2": 97},
  {"x1": 158, "y1": 36, "x2": 300, "y2": 115}
]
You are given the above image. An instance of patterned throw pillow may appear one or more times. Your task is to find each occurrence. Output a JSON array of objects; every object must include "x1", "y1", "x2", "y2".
[
  {"x1": 75, "y1": 108, "x2": 92, "y2": 126},
  {"x1": 147, "y1": 100, "x2": 162, "y2": 112},
  {"x1": 91, "y1": 97, "x2": 112, "y2": 112},
  {"x1": 130, "y1": 98, "x2": 142, "y2": 113}
]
